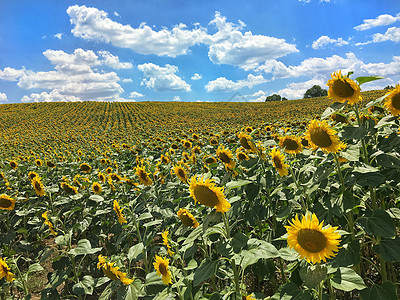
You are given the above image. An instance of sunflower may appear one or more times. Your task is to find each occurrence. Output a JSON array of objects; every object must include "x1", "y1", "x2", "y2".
[
  {"x1": 285, "y1": 213, "x2": 341, "y2": 264},
  {"x1": 28, "y1": 171, "x2": 39, "y2": 181},
  {"x1": 61, "y1": 182, "x2": 78, "y2": 194},
  {"x1": 0, "y1": 257, "x2": 15, "y2": 282},
  {"x1": 98, "y1": 172, "x2": 106, "y2": 183},
  {"x1": 216, "y1": 145, "x2": 236, "y2": 169},
  {"x1": 236, "y1": 149, "x2": 250, "y2": 161},
  {"x1": 113, "y1": 200, "x2": 127, "y2": 224},
  {"x1": 32, "y1": 177, "x2": 45, "y2": 196},
  {"x1": 35, "y1": 159, "x2": 43, "y2": 167},
  {"x1": 42, "y1": 211, "x2": 57, "y2": 235},
  {"x1": 80, "y1": 163, "x2": 92, "y2": 173},
  {"x1": 270, "y1": 148, "x2": 289, "y2": 177},
  {"x1": 0, "y1": 194, "x2": 16, "y2": 211},
  {"x1": 46, "y1": 160, "x2": 56, "y2": 168},
  {"x1": 136, "y1": 166, "x2": 153, "y2": 186},
  {"x1": 209, "y1": 138, "x2": 219, "y2": 146},
  {"x1": 246, "y1": 294, "x2": 256, "y2": 300},
  {"x1": 326, "y1": 70, "x2": 361, "y2": 105},
  {"x1": 189, "y1": 176, "x2": 230, "y2": 213},
  {"x1": 92, "y1": 182, "x2": 102, "y2": 194},
  {"x1": 97, "y1": 255, "x2": 133, "y2": 285},
  {"x1": 173, "y1": 164, "x2": 189, "y2": 183},
  {"x1": 384, "y1": 84, "x2": 400, "y2": 116},
  {"x1": 160, "y1": 154, "x2": 170, "y2": 164},
  {"x1": 305, "y1": 120, "x2": 344, "y2": 153},
  {"x1": 182, "y1": 140, "x2": 192, "y2": 149},
  {"x1": 177, "y1": 208, "x2": 199, "y2": 228},
  {"x1": 9, "y1": 160, "x2": 17, "y2": 169},
  {"x1": 238, "y1": 132, "x2": 257, "y2": 152},
  {"x1": 153, "y1": 255, "x2": 172, "y2": 285},
  {"x1": 161, "y1": 231, "x2": 174, "y2": 256},
  {"x1": 203, "y1": 156, "x2": 217, "y2": 165},
  {"x1": 279, "y1": 135, "x2": 303, "y2": 155}
]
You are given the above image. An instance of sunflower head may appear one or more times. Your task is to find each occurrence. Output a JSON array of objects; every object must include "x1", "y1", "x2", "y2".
[
  {"x1": 153, "y1": 255, "x2": 172, "y2": 285},
  {"x1": 0, "y1": 194, "x2": 16, "y2": 211},
  {"x1": 80, "y1": 163, "x2": 92, "y2": 173},
  {"x1": 28, "y1": 171, "x2": 39, "y2": 181},
  {"x1": 174, "y1": 164, "x2": 188, "y2": 183},
  {"x1": 9, "y1": 160, "x2": 18, "y2": 169},
  {"x1": 203, "y1": 156, "x2": 217, "y2": 165},
  {"x1": 216, "y1": 145, "x2": 236, "y2": 169},
  {"x1": 279, "y1": 135, "x2": 303, "y2": 155},
  {"x1": 136, "y1": 166, "x2": 153, "y2": 186},
  {"x1": 384, "y1": 84, "x2": 400, "y2": 116},
  {"x1": 0, "y1": 257, "x2": 15, "y2": 282},
  {"x1": 35, "y1": 159, "x2": 43, "y2": 167},
  {"x1": 305, "y1": 120, "x2": 345, "y2": 153},
  {"x1": 113, "y1": 200, "x2": 127, "y2": 224},
  {"x1": 270, "y1": 147, "x2": 289, "y2": 177},
  {"x1": 32, "y1": 177, "x2": 45, "y2": 196},
  {"x1": 189, "y1": 176, "x2": 230, "y2": 213},
  {"x1": 61, "y1": 182, "x2": 78, "y2": 194},
  {"x1": 92, "y1": 182, "x2": 102, "y2": 194},
  {"x1": 177, "y1": 208, "x2": 199, "y2": 228},
  {"x1": 238, "y1": 132, "x2": 257, "y2": 152},
  {"x1": 285, "y1": 213, "x2": 341, "y2": 264},
  {"x1": 326, "y1": 71, "x2": 361, "y2": 105}
]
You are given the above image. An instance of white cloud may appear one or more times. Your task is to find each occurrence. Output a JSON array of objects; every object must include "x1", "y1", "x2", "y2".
[
  {"x1": 239, "y1": 90, "x2": 267, "y2": 102},
  {"x1": 0, "y1": 92, "x2": 8, "y2": 103},
  {"x1": 122, "y1": 78, "x2": 133, "y2": 83},
  {"x1": 277, "y1": 78, "x2": 326, "y2": 100},
  {"x1": 138, "y1": 63, "x2": 191, "y2": 91},
  {"x1": 354, "y1": 13, "x2": 400, "y2": 31},
  {"x1": 205, "y1": 74, "x2": 266, "y2": 92},
  {"x1": 54, "y1": 33, "x2": 63, "y2": 40},
  {"x1": 172, "y1": 96, "x2": 181, "y2": 101},
  {"x1": 312, "y1": 35, "x2": 349, "y2": 49},
  {"x1": 371, "y1": 26, "x2": 400, "y2": 43},
  {"x1": 0, "y1": 67, "x2": 26, "y2": 81},
  {"x1": 191, "y1": 73, "x2": 202, "y2": 80},
  {"x1": 21, "y1": 90, "x2": 81, "y2": 103},
  {"x1": 67, "y1": 5, "x2": 207, "y2": 57},
  {"x1": 361, "y1": 55, "x2": 400, "y2": 76},
  {"x1": 129, "y1": 91, "x2": 143, "y2": 98},
  {"x1": 97, "y1": 51, "x2": 133, "y2": 69}
]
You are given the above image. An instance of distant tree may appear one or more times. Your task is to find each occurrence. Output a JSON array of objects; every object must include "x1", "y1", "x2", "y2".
[
  {"x1": 282, "y1": 97, "x2": 288, "y2": 101},
  {"x1": 265, "y1": 94, "x2": 282, "y2": 102},
  {"x1": 384, "y1": 85, "x2": 394, "y2": 90},
  {"x1": 303, "y1": 85, "x2": 328, "y2": 99}
]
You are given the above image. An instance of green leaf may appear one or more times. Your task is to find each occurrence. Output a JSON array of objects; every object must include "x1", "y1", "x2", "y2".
[
  {"x1": 366, "y1": 93, "x2": 389, "y2": 109},
  {"x1": 358, "y1": 209, "x2": 396, "y2": 238},
  {"x1": 125, "y1": 279, "x2": 143, "y2": 300},
  {"x1": 331, "y1": 239, "x2": 360, "y2": 268},
  {"x1": 359, "y1": 281, "x2": 397, "y2": 300},
  {"x1": 27, "y1": 263, "x2": 44, "y2": 274},
  {"x1": 137, "y1": 212, "x2": 153, "y2": 221},
  {"x1": 245, "y1": 183, "x2": 260, "y2": 201},
  {"x1": 355, "y1": 172, "x2": 385, "y2": 187},
  {"x1": 355, "y1": 76, "x2": 384, "y2": 85},
  {"x1": 376, "y1": 153, "x2": 400, "y2": 169},
  {"x1": 331, "y1": 267, "x2": 366, "y2": 291},
  {"x1": 386, "y1": 207, "x2": 400, "y2": 220},
  {"x1": 232, "y1": 232, "x2": 248, "y2": 254},
  {"x1": 72, "y1": 275, "x2": 94, "y2": 295},
  {"x1": 376, "y1": 115, "x2": 397, "y2": 128},
  {"x1": 193, "y1": 258, "x2": 218, "y2": 286},
  {"x1": 340, "y1": 144, "x2": 360, "y2": 162},
  {"x1": 184, "y1": 259, "x2": 197, "y2": 271},
  {"x1": 68, "y1": 239, "x2": 102, "y2": 256},
  {"x1": 98, "y1": 282, "x2": 113, "y2": 300},
  {"x1": 128, "y1": 243, "x2": 144, "y2": 261},
  {"x1": 299, "y1": 265, "x2": 327, "y2": 288},
  {"x1": 321, "y1": 102, "x2": 346, "y2": 120},
  {"x1": 225, "y1": 179, "x2": 253, "y2": 190},
  {"x1": 236, "y1": 239, "x2": 279, "y2": 269},
  {"x1": 88, "y1": 194, "x2": 104, "y2": 203},
  {"x1": 279, "y1": 247, "x2": 299, "y2": 261},
  {"x1": 341, "y1": 125, "x2": 369, "y2": 140},
  {"x1": 144, "y1": 272, "x2": 164, "y2": 295},
  {"x1": 373, "y1": 237, "x2": 400, "y2": 262},
  {"x1": 182, "y1": 225, "x2": 202, "y2": 247}
]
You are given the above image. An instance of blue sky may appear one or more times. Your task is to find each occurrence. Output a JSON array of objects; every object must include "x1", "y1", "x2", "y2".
[{"x1": 0, "y1": 0, "x2": 399, "y2": 103}]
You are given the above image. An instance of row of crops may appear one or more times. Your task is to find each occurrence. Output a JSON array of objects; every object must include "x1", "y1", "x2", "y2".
[{"x1": 0, "y1": 75, "x2": 399, "y2": 299}]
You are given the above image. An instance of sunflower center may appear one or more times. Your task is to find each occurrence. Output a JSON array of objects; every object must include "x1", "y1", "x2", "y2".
[
  {"x1": 238, "y1": 153, "x2": 246, "y2": 160},
  {"x1": 219, "y1": 152, "x2": 231, "y2": 163},
  {"x1": 282, "y1": 139, "x2": 299, "y2": 151},
  {"x1": 140, "y1": 171, "x2": 148, "y2": 181},
  {"x1": 180, "y1": 213, "x2": 194, "y2": 227},
  {"x1": 273, "y1": 156, "x2": 283, "y2": 169},
  {"x1": 178, "y1": 169, "x2": 186, "y2": 178},
  {"x1": 0, "y1": 198, "x2": 12, "y2": 208},
  {"x1": 332, "y1": 79, "x2": 354, "y2": 98},
  {"x1": 193, "y1": 185, "x2": 219, "y2": 207},
  {"x1": 158, "y1": 262, "x2": 168, "y2": 275},
  {"x1": 391, "y1": 93, "x2": 400, "y2": 110},
  {"x1": 35, "y1": 181, "x2": 42, "y2": 191},
  {"x1": 240, "y1": 137, "x2": 251, "y2": 149},
  {"x1": 310, "y1": 128, "x2": 332, "y2": 148},
  {"x1": 297, "y1": 229, "x2": 327, "y2": 253}
]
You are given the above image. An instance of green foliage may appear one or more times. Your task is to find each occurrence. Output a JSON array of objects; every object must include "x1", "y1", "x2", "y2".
[{"x1": 303, "y1": 85, "x2": 327, "y2": 98}]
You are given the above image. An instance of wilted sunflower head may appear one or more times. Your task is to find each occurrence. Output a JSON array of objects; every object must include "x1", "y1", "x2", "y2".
[
  {"x1": 384, "y1": 84, "x2": 400, "y2": 116},
  {"x1": 285, "y1": 213, "x2": 341, "y2": 264},
  {"x1": 279, "y1": 136, "x2": 303, "y2": 155},
  {"x1": 327, "y1": 71, "x2": 361, "y2": 105},
  {"x1": 305, "y1": 120, "x2": 345, "y2": 153}
]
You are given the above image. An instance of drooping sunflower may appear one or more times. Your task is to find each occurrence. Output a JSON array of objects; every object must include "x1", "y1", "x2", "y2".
[
  {"x1": 189, "y1": 176, "x2": 231, "y2": 213},
  {"x1": 0, "y1": 194, "x2": 16, "y2": 211},
  {"x1": 32, "y1": 176, "x2": 45, "y2": 196},
  {"x1": 216, "y1": 145, "x2": 236, "y2": 169},
  {"x1": 305, "y1": 120, "x2": 345, "y2": 153},
  {"x1": 173, "y1": 164, "x2": 189, "y2": 183},
  {"x1": 0, "y1": 257, "x2": 15, "y2": 282},
  {"x1": 383, "y1": 84, "x2": 400, "y2": 116},
  {"x1": 113, "y1": 200, "x2": 127, "y2": 224},
  {"x1": 42, "y1": 211, "x2": 57, "y2": 236},
  {"x1": 92, "y1": 182, "x2": 102, "y2": 194},
  {"x1": 177, "y1": 208, "x2": 199, "y2": 228},
  {"x1": 153, "y1": 255, "x2": 172, "y2": 285},
  {"x1": 97, "y1": 255, "x2": 133, "y2": 285},
  {"x1": 61, "y1": 182, "x2": 78, "y2": 194},
  {"x1": 238, "y1": 132, "x2": 257, "y2": 152},
  {"x1": 80, "y1": 163, "x2": 92, "y2": 173},
  {"x1": 136, "y1": 166, "x2": 153, "y2": 186},
  {"x1": 279, "y1": 135, "x2": 303, "y2": 155},
  {"x1": 161, "y1": 231, "x2": 174, "y2": 257},
  {"x1": 326, "y1": 70, "x2": 361, "y2": 105},
  {"x1": 285, "y1": 213, "x2": 341, "y2": 264},
  {"x1": 270, "y1": 148, "x2": 289, "y2": 177}
]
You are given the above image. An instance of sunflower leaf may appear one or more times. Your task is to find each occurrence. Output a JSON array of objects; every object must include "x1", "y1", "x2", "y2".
[
  {"x1": 355, "y1": 76, "x2": 384, "y2": 86},
  {"x1": 321, "y1": 102, "x2": 346, "y2": 120},
  {"x1": 331, "y1": 267, "x2": 366, "y2": 291},
  {"x1": 373, "y1": 237, "x2": 400, "y2": 262},
  {"x1": 358, "y1": 209, "x2": 396, "y2": 238},
  {"x1": 193, "y1": 258, "x2": 218, "y2": 286},
  {"x1": 359, "y1": 281, "x2": 397, "y2": 300},
  {"x1": 365, "y1": 93, "x2": 388, "y2": 108}
]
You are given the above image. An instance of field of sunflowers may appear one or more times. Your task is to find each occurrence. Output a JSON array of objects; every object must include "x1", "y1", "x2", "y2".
[{"x1": 0, "y1": 72, "x2": 399, "y2": 300}]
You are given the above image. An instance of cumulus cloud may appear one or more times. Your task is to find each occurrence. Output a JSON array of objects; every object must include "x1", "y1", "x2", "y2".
[
  {"x1": 239, "y1": 90, "x2": 267, "y2": 102},
  {"x1": 97, "y1": 51, "x2": 133, "y2": 69},
  {"x1": 277, "y1": 78, "x2": 326, "y2": 100},
  {"x1": 129, "y1": 91, "x2": 143, "y2": 98},
  {"x1": 172, "y1": 96, "x2": 181, "y2": 101},
  {"x1": 138, "y1": 63, "x2": 191, "y2": 91},
  {"x1": 371, "y1": 27, "x2": 400, "y2": 43},
  {"x1": 205, "y1": 74, "x2": 266, "y2": 92},
  {"x1": 54, "y1": 33, "x2": 63, "y2": 39},
  {"x1": 21, "y1": 90, "x2": 81, "y2": 103},
  {"x1": 191, "y1": 73, "x2": 202, "y2": 80},
  {"x1": 122, "y1": 78, "x2": 133, "y2": 83},
  {"x1": 0, "y1": 67, "x2": 26, "y2": 81},
  {"x1": 312, "y1": 35, "x2": 349, "y2": 49},
  {"x1": 354, "y1": 13, "x2": 400, "y2": 31},
  {"x1": 0, "y1": 92, "x2": 8, "y2": 103}
]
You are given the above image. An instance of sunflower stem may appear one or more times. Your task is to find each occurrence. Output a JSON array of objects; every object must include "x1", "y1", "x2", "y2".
[
  {"x1": 289, "y1": 165, "x2": 308, "y2": 213},
  {"x1": 278, "y1": 257, "x2": 287, "y2": 284},
  {"x1": 333, "y1": 153, "x2": 345, "y2": 195},
  {"x1": 317, "y1": 281, "x2": 323, "y2": 300},
  {"x1": 12, "y1": 257, "x2": 29, "y2": 297},
  {"x1": 327, "y1": 278, "x2": 335, "y2": 300}
]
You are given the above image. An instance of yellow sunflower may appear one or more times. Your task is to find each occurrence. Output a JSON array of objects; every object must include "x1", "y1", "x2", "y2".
[
  {"x1": 46, "y1": 161, "x2": 56, "y2": 168},
  {"x1": 80, "y1": 163, "x2": 92, "y2": 173},
  {"x1": 0, "y1": 194, "x2": 16, "y2": 211},
  {"x1": 98, "y1": 172, "x2": 106, "y2": 183},
  {"x1": 270, "y1": 148, "x2": 289, "y2": 177},
  {"x1": 32, "y1": 176, "x2": 45, "y2": 196},
  {"x1": 238, "y1": 132, "x2": 257, "y2": 152},
  {"x1": 0, "y1": 257, "x2": 15, "y2": 282},
  {"x1": 236, "y1": 149, "x2": 250, "y2": 161},
  {"x1": 203, "y1": 155, "x2": 217, "y2": 165},
  {"x1": 285, "y1": 213, "x2": 341, "y2": 264},
  {"x1": 35, "y1": 159, "x2": 43, "y2": 167},
  {"x1": 189, "y1": 176, "x2": 231, "y2": 213},
  {"x1": 61, "y1": 182, "x2": 78, "y2": 194},
  {"x1": 97, "y1": 255, "x2": 133, "y2": 285},
  {"x1": 42, "y1": 211, "x2": 57, "y2": 236},
  {"x1": 136, "y1": 166, "x2": 153, "y2": 186},
  {"x1": 305, "y1": 120, "x2": 345, "y2": 153},
  {"x1": 161, "y1": 231, "x2": 174, "y2": 256},
  {"x1": 216, "y1": 145, "x2": 236, "y2": 169},
  {"x1": 279, "y1": 135, "x2": 303, "y2": 155},
  {"x1": 9, "y1": 160, "x2": 18, "y2": 169},
  {"x1": 173, "y1": 164, "x2": 189, "y2": 183},
  {"x1": 326, "y1": 70, "x2": 361, "y2": 105},
  {"x1": 177, "y1": 208, "x2": 199, "y2": 228},
  {"x1": 160, "y1": 154, "x2": 170, "y2": 164},
  {"x1": 113, "y1": 200, "x2": 127, "y2": 224},
  {"x1": 153, "y1": 255, "x2": 172, "y2": 285},
  {"x1": 383, "y1": 84, "x2": 400, "y2": 116},
  {"x1": 92, "y1": 182, "x2": 102, "y2": 194}
]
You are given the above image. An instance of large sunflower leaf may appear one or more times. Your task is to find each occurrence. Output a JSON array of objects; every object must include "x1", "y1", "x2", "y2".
[
  {"x1": 358, "y1": 209, "x2": 396, "y2": 238},
  {"x1": 356, "y1": 76, "x2": 384, "y2": 85},
  {"x1": 373, "y1": 237, "x2": 400, "y2": 262},
  {"x1": 359, "y1": 281, "x2": 397, "y2": 300},
  {"x1": 331, "y1": 267, "x2": 366, "y2": 291}
]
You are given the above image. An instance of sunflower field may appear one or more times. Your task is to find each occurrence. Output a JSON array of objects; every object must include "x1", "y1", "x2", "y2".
[{"x1": 0, "y1": 74, "x2": 400, "y2": 300}]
